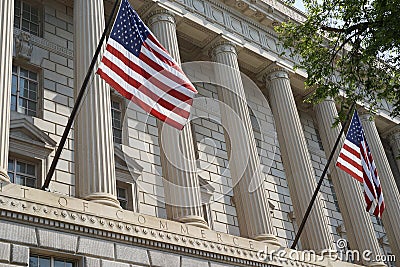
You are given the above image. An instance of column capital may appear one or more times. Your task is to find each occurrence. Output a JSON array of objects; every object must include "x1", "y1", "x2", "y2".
[
  {"x1": 263, "y1": 66, "x2": 290, "y2": 82},
  {"x1": 147, "y1": 9, "x2": 176, "y2": 27},
  {"x1": 209, "y1": 40, "x2": 237, "y2": 60}
]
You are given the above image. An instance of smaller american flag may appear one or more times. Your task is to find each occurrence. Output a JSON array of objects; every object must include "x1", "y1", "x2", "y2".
[
  {"x1": 97, "y1": 0, "x2": 197, "y2": 130},
  {"x1": 336, "y1": 111, "x2": 385, "y2": 218}
]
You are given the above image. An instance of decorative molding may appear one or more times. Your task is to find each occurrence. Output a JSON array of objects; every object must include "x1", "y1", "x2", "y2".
[
  {"x1": 159, "y1": 0, "x2": 302, "y2": 67},
  {"x1": 13, "y1": 28, "x2": 73, "y2": 60},
  {"x1": 15, "y1": 31, "x2": 33, "y2": 61},
  {"x1": 0, "y1": 185, "x2": 336, "y2": 267}
]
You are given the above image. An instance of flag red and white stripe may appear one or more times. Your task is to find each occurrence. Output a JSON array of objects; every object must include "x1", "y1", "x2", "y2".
[
  {"x1": 97, "y1": 0, "x2": 197, "y2": 130},
  {"x1": 336, "y1": 111, "x2": 384, "y2": 217}
]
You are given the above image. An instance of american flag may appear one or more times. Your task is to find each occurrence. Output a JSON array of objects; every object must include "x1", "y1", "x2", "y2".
[
  {"x1": 97, "y1": 0, "x2": 197, "y2": 130},
  {"x1": 336, "y1": 111, "x2": 385, "y2": 217}
]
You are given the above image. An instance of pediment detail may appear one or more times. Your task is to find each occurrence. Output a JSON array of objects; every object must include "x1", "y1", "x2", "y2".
[
  {"x1": 10, "y1": 118, "x2": 56, "y2": 149},
  {"x1": 114, "y1": 144, "x2": 143, "y2": 177}
]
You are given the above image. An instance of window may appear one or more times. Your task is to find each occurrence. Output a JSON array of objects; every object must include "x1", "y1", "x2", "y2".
[
  {"x1": 7, "y1": 157, "x2": 37, "y2": 188},
  {"x1": 29, "y1": 255, "x2": 75, "y2": 267},
  {"x1": 14, "y1": 0, "x2": 40, "y2": 36},
  {"x1": 117, "y1": 186, "x2": 128, "y2": 209},
  {"x1": 111, "y1": 99, "x2": 123, "y2": 144},
  {"x1": 11, "y1": 65, "x2": 39, "y2": 117}
]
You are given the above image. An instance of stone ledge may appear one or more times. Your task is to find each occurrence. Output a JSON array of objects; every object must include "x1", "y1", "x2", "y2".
[{"x1": 0, "y1": 183, "x2": 361, "y2": 267}]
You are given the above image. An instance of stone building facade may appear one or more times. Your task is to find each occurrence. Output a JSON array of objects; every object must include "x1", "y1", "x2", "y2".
[{"x1": 0, "y1": 0, "x2": 399, "y2": 266}]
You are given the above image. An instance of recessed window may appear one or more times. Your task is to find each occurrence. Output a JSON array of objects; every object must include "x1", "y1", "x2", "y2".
[
  {"x1": 7, "y1": 157, "x2": 37, "y2": 188},
  {"x1": 29, "y1": 255, "x2": 75, "y2": 267},
  {"x1": 117, "y1": 186, "x2": 128, "y2": 210},
  {"x1": 111, "y1": 99, "x2": 123, "y2": 144},
  {"x1": 14, "y1": 0, "x2": 41, "y2": 36},
  {"x1": 11, "y1": 65, "x2": 39, "y2": 117}
]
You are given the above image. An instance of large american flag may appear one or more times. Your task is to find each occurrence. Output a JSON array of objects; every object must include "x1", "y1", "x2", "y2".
[
  {"x1": 336, "y1": 111, "x2": 385, "y2": 217},
  {"x1": 97, "y1": 0, "x2": 197, "y2": 130}
]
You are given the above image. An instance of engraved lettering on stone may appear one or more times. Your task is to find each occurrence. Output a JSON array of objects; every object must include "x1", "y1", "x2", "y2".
[
  {"x1": 216, "y1": 233, "x2": 222, "y2": 242},
  {"x1": 138, "y1": 215, "x2": 146, "y2": 224},
  {"x1": 83, "y1": 202, "x2": 88, "y2": 212},
  {"x1": 22, "y1": 188, "x2": 29, "y2": 198},
  {"x1": 181, "y1": 225, "x2": 190, "y2": 235},
  {"x1": 249, "y1": 240, "x2": 254, "y2": 249},
  {"x1": 233, "y1": 237, "x2": 239, "y2": 246},
  {"x1": 201, "y1": 229, "x2": 206, "y2": 238},
  {"x1": 159, "y1": 220, "x2": 168, "y2": 230},
  {"x1": 116, "y1": 209, "x2": 124, "y2": 219},
  {"x1": 58, "y1": 197, "x2": 68, "y2": 207}
]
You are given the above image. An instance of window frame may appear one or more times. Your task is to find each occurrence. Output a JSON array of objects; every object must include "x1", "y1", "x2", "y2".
[
  {"x1": 111, "y1": 93, "x2": 126, "y2": 145},
  {"x1": 11, "y1": 61, "x2": 43, "y2": 118},
  {"x1": 12, "y1": 64, "x2": 40, "y2": 117},
  {"x1": 14, "y1": 0, "x2": 43, "y2": 37},
  {"x1": 29, "y1": 254, "x2": 78, "y2": 267},
  {"x1": 7, "y1": 157, "x2": 38, "y2": 188}
]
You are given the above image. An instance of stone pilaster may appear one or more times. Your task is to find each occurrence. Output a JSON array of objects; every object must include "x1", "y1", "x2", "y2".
[
  {"x1": 210, "y1": 42, "x2": 280, "y2": 245},
  {"x1": 74, "y1": 0, "x2": 119, "y2": 207},
  {"x1": 147, "y1": 10, "x2": 208, "y2": 229},
  {"x1": 387, "y1": 127, "x2": 400, "y2": 175},
  {"x1": 315, "y1": 100, "x2": 385, "y2": 267},
  {"x1": 0, "y1": 0, "x2": 14, "y2": 182},
  {"x1": 360, "y1": 113, "x2": 400, "y2": 260},
  {"x1": 265, "y1": 68, "x2": 334, "y2": 252}
]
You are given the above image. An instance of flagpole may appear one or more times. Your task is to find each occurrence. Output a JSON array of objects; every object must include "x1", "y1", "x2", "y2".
[
  {"x1": 290, "y1": 102, "x2": 356, "y2": 249},
  {"x1": 41, "y1": 0, "x2": 120, "y2": 191}
]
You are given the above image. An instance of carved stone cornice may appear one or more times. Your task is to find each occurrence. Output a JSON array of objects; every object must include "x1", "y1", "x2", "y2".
[
  {"x1": 157, "y1": 0, "x2": 302, "y2": 69},
  {"x1": 0, "y1": 183, "x2": 350, "y2": 267}
]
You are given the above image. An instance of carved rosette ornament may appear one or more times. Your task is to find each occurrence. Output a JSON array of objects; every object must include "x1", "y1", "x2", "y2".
[{"x1": 15, "y1": 31, "x2": 33, "y2": 60}]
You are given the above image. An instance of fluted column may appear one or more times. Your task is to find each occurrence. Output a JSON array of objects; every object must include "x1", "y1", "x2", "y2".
[
  {"x1": 360, "y1": 113, "x2": 400, "y2": 260},
  {"x1": 266, "y1": 68, "x2": 335, "y2": 252},
  {"x1": 315, "y1": 100, "x2": 385, "y2": 266},
  {"x1": 74, "y1": 0, "x2": 119, "y2": 207},
  {"x1": 0, "y1": 0, "x2": 14, "y2": 183},
  {"x1": 388, "y1": 127, "x2": 400, "y2": 175},
  {"x1": 147, "y1": 10, "x2": 208, "y2": 229},
  {"x1": 210, "y1": 42, "x2": 280, "y2": 245}
]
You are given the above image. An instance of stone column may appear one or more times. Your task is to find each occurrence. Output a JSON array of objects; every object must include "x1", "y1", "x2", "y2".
[
  {"x1": 360, "y1": 113, "x2": 400, "y2": 260},
  {"x1": 315, "y1": 100, "x2": 385, "y2": 266},
  {"x1": 265, "y1": 68, "x2": 334, "y2": 252},
  {"x1": 388, "y1": 127, "x2": 400, "y2": 175},
  {"x1": 74, "y1": 0, "x2": 119, "y2": 207},
  {"x1": 210, "y1": 42, "x2": 280, "y2": 245},
  {"x1": 147, "y1": 10, "x2": 208, "y2": 229},
  {"x1": 0, "y1": 0, "x2": 14, "y2": 182}
]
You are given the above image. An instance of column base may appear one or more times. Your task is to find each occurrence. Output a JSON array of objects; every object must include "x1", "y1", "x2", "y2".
[
  {"x1": 253, "y1": 234, "x2": 281, "y2": 246},
  {"x1": 176, "y1": 215, "x2": 210, "y2": 229},
  {"x1": 83, "y1": 192, "x2": 121, "y2": 208},
  {"x1": 0, "y1": 169, "x2": 10, "y2": 183}
]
